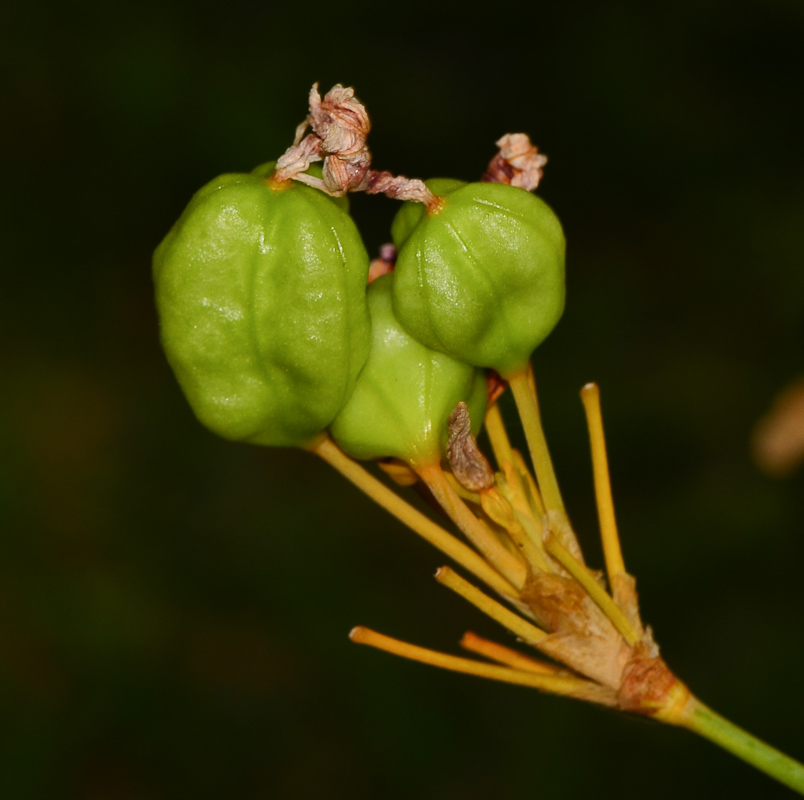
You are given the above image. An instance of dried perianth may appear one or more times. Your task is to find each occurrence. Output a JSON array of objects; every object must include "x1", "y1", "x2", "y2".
[
  {"x1": 308, "y1": 83, "x2": 370, "y2": 164},
  {"x1": 272, "y1": 131, "x2": 323, "y2": 186},
  {"x1": 274, "y1": 83, "x2": 444, "y2": 207},
  {"x1": 483, "y1": 133, "x2": 547, "y2": 191},
  {"x1": 365, "y1": 170, "x2": 442, "y2": 212},
  {"x1": 446, "y1": 402, "x2": 495, "y2": 493},
  {"x1": 274, "y1": 83, "x2": 372, "y2": 195}
]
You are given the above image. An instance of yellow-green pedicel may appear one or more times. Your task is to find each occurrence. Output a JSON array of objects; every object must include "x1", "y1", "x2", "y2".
[
  {"x1": 391, "y1": 182, "x2": 566, "y2": 379},
  {"x1": 330, "y1": 274, "x2": 485, "y2": 468},
  {"x1": 153, "y1": 170, "x2": 371, "y2": 447}
]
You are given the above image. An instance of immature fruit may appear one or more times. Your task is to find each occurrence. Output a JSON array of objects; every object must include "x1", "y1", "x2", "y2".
[
  {"x1": 330, "y1": 274, "x2": 481, "y2": 468},
  {"x1": 390, "y1": 178, "x2": 466, "y2": 247},
  {"x1": 153, "y1": 171, "x2": 371, "y2": 447},
  {"x1": 391, "y1": 182, "x2": 565, "y2": 378}
]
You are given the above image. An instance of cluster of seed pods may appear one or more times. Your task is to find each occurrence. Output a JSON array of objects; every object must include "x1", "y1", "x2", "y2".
[
  {"x1": 153, "y1": 86, "x2": 565, "y2": 477},
  {"x1": 152, "y1": 87, "x2": 804, "y2": 796}
]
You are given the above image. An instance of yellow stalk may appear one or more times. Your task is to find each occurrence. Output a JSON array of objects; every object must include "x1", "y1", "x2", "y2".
[
  {"x1": 508, "y1": 365, "x2": 565, "y2": 514},
  {"x1": 484, "y1": 401, "x2": 515, "y2": 470},
  {"x1": 485, "y1": 403, "x2": 548, "y2": 552},
  {"x1": 460, "y1": 632, "x2": 562, "y2": 674},
  {"x1": 499, "y1": 463, "x2": 547, "y2": 554},
  {"x1": 349, "y1": 627, "x2": 612, "y2": 702},
  {"x1": 480, "y1": 488, "x2": 551, "y2": 573},
  {"x1": 435, "y1": 566, "x2": 546, "y2": 645},
  {"x1": 542, "y1": 532, "x2": 640, "y2": 646},
  {"x1": 444, "y1": 471, "x2": 482, "y2": 505},
  {"x1": 511, "y1": 450, "x2": 546, "y2": 517},
  {"x1": 312, "y1": 437, "x2": 519, "y2": 601},
  {"x1": 580, "y1": 382, "x2": 626, "y2": 581},
  {"x1": 416, "y1": 463, "x2": 528, "y2": 591}
]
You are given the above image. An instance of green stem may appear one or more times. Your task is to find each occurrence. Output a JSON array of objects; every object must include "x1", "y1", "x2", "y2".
[{"x1": 681, "y1": 698, "x2": 804, "y2": 794}]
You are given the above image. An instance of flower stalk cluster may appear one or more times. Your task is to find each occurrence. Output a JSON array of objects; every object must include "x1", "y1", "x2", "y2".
[
  {"x1": 336, "y1": 376, "x2": 672, "y2": 713},
  {"x1": 154, "y1": 82, "x2": 804, "y2": 795},
  {"x1": 331, "y1": 374, "x2": 804, "y2": 794}
]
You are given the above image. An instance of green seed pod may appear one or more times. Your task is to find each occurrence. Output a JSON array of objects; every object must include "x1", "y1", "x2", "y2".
[
  {"x1": 330, "y1": 274, "x2": 480, "y2": 468},
  {"x1": 153, "y1": 171, "x2": 371, "y2": 448},
  {"x1": 391, "y1": 182, "x2": 565, "y2": 379},
  {"x1": 390, "y1": 178, "x2": 466, "y2": 248}
]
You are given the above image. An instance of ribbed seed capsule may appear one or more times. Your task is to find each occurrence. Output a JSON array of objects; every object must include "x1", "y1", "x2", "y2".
[
  {"x1": 329, "y1": 274, "x2": 484, "y2": 468},
  {"x1": 153, "y1": 170, "x2": 371, "y2": 448},
  {"x1": 391, "y1": 182, "x2": 565, "y2": 379}
]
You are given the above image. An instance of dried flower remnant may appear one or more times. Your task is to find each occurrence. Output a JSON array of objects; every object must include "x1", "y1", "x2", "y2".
[
  {"x1": 308, "y1": 84, "x2": 371, "y2": 161},
  {"x1": 274, "y1": 83, "x2": 372, "y2": 194},
  {"x1": 158, "y1": 78, "x2": 804, "y2": 794},
  {"x1": 368, "y1": 243, "x2": 397, "y2": 284},
  {"x1": 365, "y1": 170, "x2": 441, "y2": 210},
  {"x1": 274, "y1": 83, "x2": 447, "y2": 208},
  {"x1": 483, "y1": 133, "x2": 548, "y2": 190},
  {"x1": 446, "y1": 402, "x2": 494, "y2": 493},
  {"x1": 271, "y1": 127, "x2": 323, "y2": 185}
]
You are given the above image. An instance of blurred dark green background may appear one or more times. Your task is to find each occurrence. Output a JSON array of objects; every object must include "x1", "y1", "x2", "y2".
[{"x1": 3, "y1": 0, "x2": 804, "y2": 797}]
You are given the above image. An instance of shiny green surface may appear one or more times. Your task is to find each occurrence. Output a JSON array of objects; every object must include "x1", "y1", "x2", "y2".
[
  {"x1": 392, "y1": 182, "x2": 565, "y2": 378},
  {"x1": 330, "y1": 274, "x2": 479, "y2": 466},
  {"x1": 390, "y1": 178, "x2": 467, "y2": 247},
  {"x1": 153, "y1": 173, "x2": 370, "y2": 446}
]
